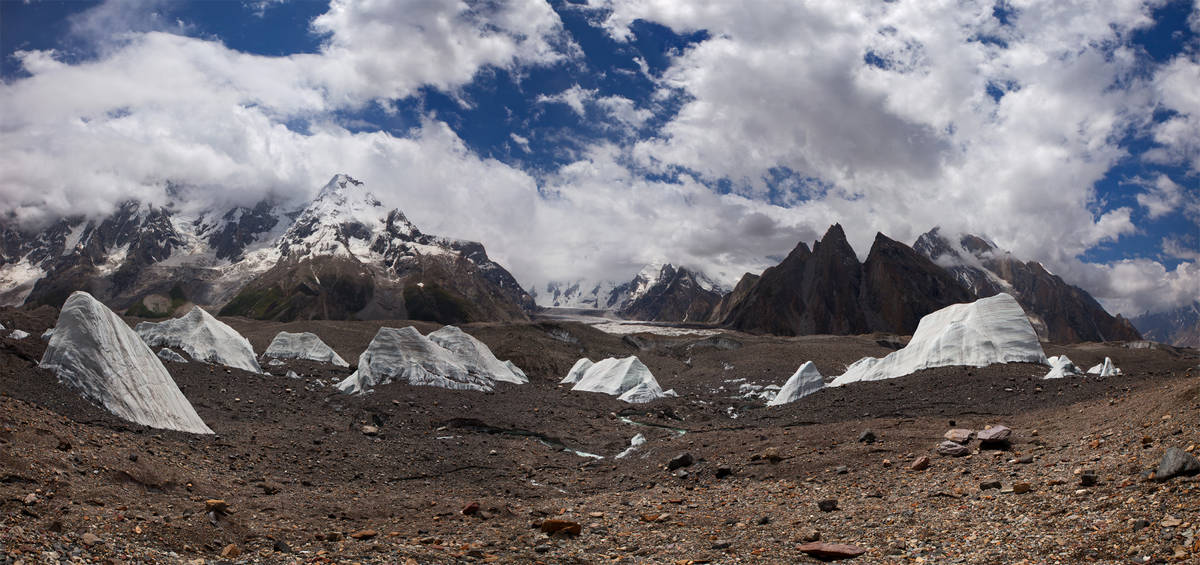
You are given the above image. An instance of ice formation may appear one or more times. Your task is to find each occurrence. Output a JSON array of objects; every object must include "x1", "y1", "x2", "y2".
[
  {"x1": 8, "y1": 329, "x2": 29, "y2": 340},
  {"x1": 427, "y1": 326, "x2": 528, "y2": 384},
  {"x1": 135, "y1": 306, "x2": 261, "y2": 373},
  {"x1": 567, "y1": 356, "x2": 666, "y2": 403},
  {"x1": 39, "y1": 291, "x2": 212, "y2": 434},
  {"x1": 616, "y1": 433, "x2": 647, "y2": 459},
  {"x1": 156, "y1": 348, "x2": 188, "y2": 363},
  {"x1": 561, "y1": 358, "x2": 594, "y2": 384},
  {"x1": 1042, "y1": 355, "x2": 1080, "y2": 379},
  {"x1": 1087, "y1": 357, "x2": 1121, "y2": 377},
  {"x1": 41, "y1": 328, "x2": 55, "y2": 340},
  {"x1": 767, "y1": 361, "x2": 824, "y2": 406},
  {"x1": 830, "y1": 293, "x2": 1047, "y2": 386},
  {"x1": 337, "y1": 326, "x2": 513, "y2": 394},
  {"x1": 263, "y1": 331, "x2": 349, "y2": 367}
]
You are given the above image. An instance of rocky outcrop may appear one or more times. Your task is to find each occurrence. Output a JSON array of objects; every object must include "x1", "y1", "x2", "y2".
[
  {"x1": 722, "y1": 225, "x2": 970, "y2": 337},
  {"x1": 1130, "y1": 302, "x2": 1200, "y2": 348}
]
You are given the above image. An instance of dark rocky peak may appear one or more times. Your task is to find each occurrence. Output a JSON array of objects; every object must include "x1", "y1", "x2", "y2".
[
  {"x1": 860, "y1": 231, "x2": 974, "y2": 334},
  {"x1": 200, "y1": 199, "x2": 286, "y2": 261}
]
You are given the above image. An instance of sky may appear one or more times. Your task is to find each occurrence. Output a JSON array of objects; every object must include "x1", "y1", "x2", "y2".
[{"x1": 1, "y1": 0, "x2": 1197, "y2": 317}]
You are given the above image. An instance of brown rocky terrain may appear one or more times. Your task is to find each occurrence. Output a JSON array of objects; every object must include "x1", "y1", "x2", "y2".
[{"x1": 1, "y1": 305, "x2": 1197, "y2": 564}]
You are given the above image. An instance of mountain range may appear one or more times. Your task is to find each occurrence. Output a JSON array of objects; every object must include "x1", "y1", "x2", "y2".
[
  {"x1": 0, "y1": 175, "x2": 533, "y2": 324},
  {"x1": 1, "y1": 174, "x2": 1187, "y2": 345}
]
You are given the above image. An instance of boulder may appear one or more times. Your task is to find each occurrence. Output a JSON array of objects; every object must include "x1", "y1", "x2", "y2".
[
  {"x1": 797, "y1": 542, "x2": 867, "y2": 561},
  {"x1": 1154, "y1": 447, "x2": 1200, "y2": 482},
  {"x1": 935, "y1": 441, "x2": 970, "y2": 457}
]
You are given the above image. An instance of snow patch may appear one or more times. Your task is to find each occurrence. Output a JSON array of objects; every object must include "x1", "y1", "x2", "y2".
[
  {"x1": 829, "y1": 294, "x2": 1047, "y2": 386},
  {"x1": 767, "y1": 361, "x2": 824, "y2": 406},
  {"x1": 616, "y1": 433, "x2": 646, "y2": 459},
  {"x1": 8, "y1": 329, "x2": 29, "y2": 340},
  {"x1": 263, "y1": 331, "x2": 349, "y2": 367},
  {"x1": 135, "y1": 307, "x2": 262, "y2": 373},
  {"x1": 39, "y1": 292, "x2": 212, "y2": 434}
]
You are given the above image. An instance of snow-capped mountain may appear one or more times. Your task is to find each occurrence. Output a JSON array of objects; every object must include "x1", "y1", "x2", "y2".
[
  {"x1": 1, "y1": 174, "x2": 534, "y2": 324},
  {"x1": 913, "y1": 228, "x2": 1141, "y2": 343},
  {"x1": 1130, "y1": 301, "x2": 1200, "y2": 348},
  {"x1": 532, "y1": 263, "x2": 728, "y2": 322}
]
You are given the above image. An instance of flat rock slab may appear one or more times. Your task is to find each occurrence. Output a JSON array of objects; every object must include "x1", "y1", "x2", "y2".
[
  {"x1": 978, "y1": 425, "x2": 1012, "y2": 443},
  {"x1": 944, "y1": 428, "x2": 973, "y2": 443},
  {"x1": 797, "y1": 542, "x2": 867, "y2": 561}
]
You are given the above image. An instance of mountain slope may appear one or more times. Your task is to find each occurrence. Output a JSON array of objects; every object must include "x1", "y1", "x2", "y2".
[
  {"x1": 1, "y1": 174, "x2": 533, "y2": 325},
  {"x1": 219, "y1": 175, "x2": 533, "y2": 323},
  {"x1": 913, "y1": 228, "x2": 1141, "y2": 343},
  {"x1": 616, "y1": 264, "x2": 725, "y2": 322},
  {"x1": 1130, "y1": 302, "x2": 1200, "y2": 348}
]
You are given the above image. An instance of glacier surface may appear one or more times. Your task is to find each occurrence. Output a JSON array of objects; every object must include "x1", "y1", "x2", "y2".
[
  {"x1": 427, "y1": 326, "x2": 528, "y2": 384},
  {"x1": 1042, "y1": 355, "x2": 1080, "y2": 379},
  {"x1": 337, "y1": 326, "x2": 522, "y2": 394}
]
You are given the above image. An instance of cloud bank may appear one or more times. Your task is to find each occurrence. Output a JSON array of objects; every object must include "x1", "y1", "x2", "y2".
[{"x1": 1, "y1": 0, "x2": 1196, "y2": 317}]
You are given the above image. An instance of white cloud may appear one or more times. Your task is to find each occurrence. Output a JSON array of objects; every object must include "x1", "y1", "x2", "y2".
[
  {"x1": 1136, "y1": 174, "x2": 1187, "y2": 219},
  {"x1": 538, "y1": 84, "x2": 593, "y2": 116},
  {"x1": 1148, "y1": 53, "x2": 1200, "y2": 171}
]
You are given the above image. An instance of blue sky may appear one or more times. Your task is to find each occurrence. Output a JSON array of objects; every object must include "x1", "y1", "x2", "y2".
[{"x1": 1, "y1": 0, "x2": 1197, "y2": 315}]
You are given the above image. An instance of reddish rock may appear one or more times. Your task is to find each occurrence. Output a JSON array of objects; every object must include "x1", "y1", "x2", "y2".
[
  {"x1": 797, "y1": 542, "x2": 867, "y2": 561},
  {"x1": 349, "y1": 529, "x2": 377, "y2": 540},
  {"x1": 910, "y1": 456, "x2": 930, "y2": 471},
  {"x1": 462, "y1": 502, "x2": 480, "y2": 515},
  {"x1": 539, "y1": 519, "x2": 582, "y2": 536},
  {"x1": 978, "y1": 425, "x2": 1012, "y2": 445},
  {"x1": 220, "y1": 543, "x2": 241, "y2": 558}
]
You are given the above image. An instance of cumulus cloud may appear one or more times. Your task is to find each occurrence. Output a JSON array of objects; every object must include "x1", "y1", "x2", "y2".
[
  {"x1": 1135, "y1": 174, "x2": 1188, "y2": 219},
  {"x1": 1, "y1": 0, "x2": 1195, "y2": 318}
]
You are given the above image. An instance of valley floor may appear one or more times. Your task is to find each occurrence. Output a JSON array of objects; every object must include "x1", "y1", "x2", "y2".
[{"x1": 1, "y1": 310, "x2": 1197, "y2": 564}]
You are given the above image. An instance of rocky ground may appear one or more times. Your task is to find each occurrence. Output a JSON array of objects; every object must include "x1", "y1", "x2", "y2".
[{"x1": 1, "y1": 306, "x2": 1198, "y2": 564}]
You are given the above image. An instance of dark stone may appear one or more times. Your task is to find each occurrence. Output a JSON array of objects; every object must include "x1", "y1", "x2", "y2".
[
  {"x1": 715, "y1": 466, "x2": 733, "y2": 479},
  {"x1": 1153, "y1": 447, "x2": 1200, "y2": 482},
  {"x1": 272, "y1": 539, "x2": 291, "y2": 553},
  {"x1": 128, "y1": 453, "x2": 138, "y2": 462},
  {"x1": 835, "y1": 466, "x2": 848, "y2": 475},
  {"x1": 935, "y1": 441, "x2": 970, "y2": 457},
  {"x1": 979, "y1": 480, "x2": 1002, "y2": 490},
  {"x1": 817, "y1": 499, "x2": 838, "y2": 512},
  {"x1": 1079, "y1": 471, "x2": 1098, "y2": 487},
  {"x1": 757, "y1": 515, "x2": 771, "y2": 525},
  {"x1": 539, "y1": 519, "x2": 581, "y2": 536},
  {"x1": 1132, "y1": 519, "x2": 1150, "y2": 531},
  {"x1": 462, "y1": 502, "x2": 480, "y2": 515},
  {"x1": 857, "y1": 430, "x2": 876, "y2": 444},
  {"x1": 977, "y1": 425, "x2": 1012, "y2": 447},
  {"x1": 667, "y1": 453, "x2": 694, "y2": 471},
  {"x1": 711, "y1": 540, "x2": 732, "y2": 550}
]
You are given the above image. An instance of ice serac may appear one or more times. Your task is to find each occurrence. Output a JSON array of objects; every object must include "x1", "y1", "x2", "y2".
[
  {"x1": 39, "y1": 291, "x2": 212, "y2": 434},
  {"x1": 427, "y1": 325, "x2": 528, "y2": 384},
  {"x1": 135, "y1": 306, "x2": 262, "y2": 373},
  {"x1": 1087, "y1": 357, "x2": 1121, "y2": 377},
  {"x1": 263, "y1": 331, "x2": 349, "y2": 367},
  {"x1": 157, "y1": 348, "x2": 188, "y2": 363},
  {"x1": 767, "y1": 361, "x2": 824, "y2": 406},
  {"x1": 337, "y1": 326, "x2": 496, "y2": 394},
  {"x1": 830, "y1": 293, "x2": 1047, "y2": 386},
  {"x1": 568, "y1": 356, "x2": 666, "y2": 403},
  {"x1": 1043, "y1": 355, "x2": 1080, "y2": 379},
  {"x1": 9, "y1": 329, "x2": 29, "y2": 340},
  {"x1": 561, "y1": 358, "x2": 594, "y2": 384}
]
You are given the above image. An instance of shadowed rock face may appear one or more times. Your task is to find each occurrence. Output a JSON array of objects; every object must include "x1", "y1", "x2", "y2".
[
  {"x1": 913, "y1": 228, "x2": 1141, "y2": 343},
  {"x1": 708, "y1": 272, "x2": 760, "y2": 323},
  {"x1": 721, "y1": 225, "x2": 970, "y2": 337},
  {"x1": 617, "y1": 265, "x2": 723, "y2": 323},
  {"x1": 859, "y1": 233, "x2": 974, "y2": 335}
]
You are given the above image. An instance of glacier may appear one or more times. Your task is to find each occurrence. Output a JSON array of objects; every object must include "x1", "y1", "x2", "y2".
[
  {"x1": 135, "y1": 306, "x2": 262, "y2": 373},
  {"x1": 766, "y1": 361, "x2": 824, "y2": 406},
  {"x1": 1042, "y1": 355, "x2": 1080, "y2": 379},
  {"x1": 39, "y1": 291, "x2": 212, "y2": 434},
  {"x1": 829, "y1": 293, "x2": 1047, "y2": 386},
  {"x1": 263, "y1": 331, "x2": 349, "y2": 367},
  {"x1": 1087, "y1": 357, "x2": 1121, "y2": 377}
]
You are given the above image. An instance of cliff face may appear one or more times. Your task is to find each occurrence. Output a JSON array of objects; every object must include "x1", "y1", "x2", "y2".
[{"x1": 721, "y1": 225, "x2": 969, "y2": 337}]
